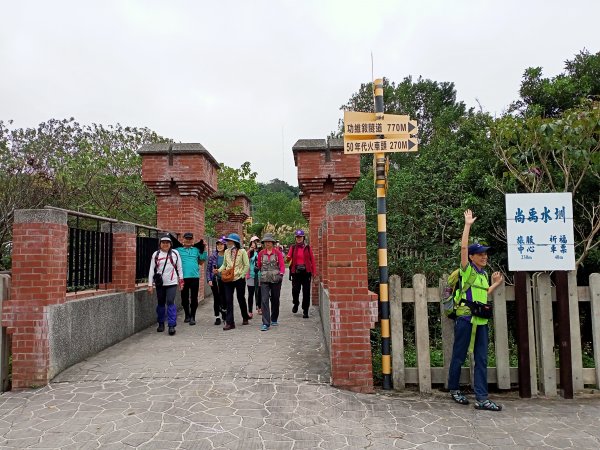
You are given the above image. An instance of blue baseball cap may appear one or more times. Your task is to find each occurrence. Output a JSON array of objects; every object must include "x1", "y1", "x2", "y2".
[{"x1": 468, "y1": 243, "x2": 491, "y2": 255}]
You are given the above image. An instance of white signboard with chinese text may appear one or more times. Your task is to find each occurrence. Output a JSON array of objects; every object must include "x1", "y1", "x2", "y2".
[{"x1": 506, "y1": 193, "x2": 576, "y2": 271}]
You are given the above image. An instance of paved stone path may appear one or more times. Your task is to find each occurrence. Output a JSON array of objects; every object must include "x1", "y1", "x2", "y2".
[{"x1": 1, "y1": 278, "x2": 600, "y2": 449}]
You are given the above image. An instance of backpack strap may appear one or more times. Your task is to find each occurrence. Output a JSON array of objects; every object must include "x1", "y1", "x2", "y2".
[
  {"x1": 169, "y1": 251, "x2": 180, "y2": 278},
  {"x1": 155, "y1": 250, "x2": 169, "y2": 275},
  {"x1": 455, "y1": 269, "x2": 479, "y2": 306}
]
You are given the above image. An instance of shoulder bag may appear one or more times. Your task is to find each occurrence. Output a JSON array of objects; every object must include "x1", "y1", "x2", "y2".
[{"x1": 221, "y1": 249, "x2": 238, "y2": 283}]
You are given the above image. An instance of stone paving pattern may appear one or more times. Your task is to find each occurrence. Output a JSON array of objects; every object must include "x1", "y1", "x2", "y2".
[{"x1": 1, "y1": 278, "x2": 599, "y2": 449}]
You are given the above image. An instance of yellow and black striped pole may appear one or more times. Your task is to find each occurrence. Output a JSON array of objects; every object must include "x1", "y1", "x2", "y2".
[{"x1": 373, "y1": 78, "x2": 392, "y2": 390}]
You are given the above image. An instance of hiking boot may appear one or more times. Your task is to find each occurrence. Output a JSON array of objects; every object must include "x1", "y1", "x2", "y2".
[
  {"x1": 303, "y1": 313, "x2": 309, "y2": 319},
  {"x1": 189, "y1": 317, "x2": 196, "y2": 326},
  {"x1": 223, "y1": 323, "x2": 235, "y2": 331},
  {"x1": 292, "y1": 305, "x2": 298, "y2": 313},
  {"x1": 184, "y1": 315, "x2": 190, "y2": 323},
  {"x1": 168, "y1": 326, "x2": 176, "y2": 336},
  {"x1": 157, "y1": 323, "x2": 165, "y2": 332},
  {"x1": 214, "y1": 317, "x2": 221, "y2": 325},
  {"x1": 242, "y1": 319, "x2": 249, "y2": 325}
]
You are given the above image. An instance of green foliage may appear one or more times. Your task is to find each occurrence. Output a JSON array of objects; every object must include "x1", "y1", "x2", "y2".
[
  {"x1": 348, "y1": 97, "x2": 504, "y2": 284},
  {"x1": 206, "y1": 166, "x2": 306, "y2": 240},
  {"x1": 491, "y1": 102, "x2": 600, "y2": 267},
  {"x1": 510, "y1": 49, "x2": 600, "y2": 117},
  {"x1": 345, "y1": 49, "x2": 600, "y2": 284},
  {"x1": 217, "y1": 161, "x2": 259, "y2": 197},
  {"x1": 249, "y1": 178, "x2": 306, "y2": 242}
]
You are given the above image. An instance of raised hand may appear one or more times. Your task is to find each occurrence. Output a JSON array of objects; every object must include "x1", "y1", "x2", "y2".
[
  {"x1": 464, "y1": 209, "x2": 477, "y2": 226},
  {"x1": 491, "y1": 271, "x2": 504, "y2": 285}
]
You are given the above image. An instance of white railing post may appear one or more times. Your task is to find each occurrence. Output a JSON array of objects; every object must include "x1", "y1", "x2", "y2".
[
  {"x1": 492, "y1": 282, "x2": 510, "y2": 389},
  {"x1": 413, "y1": 274, "x2": 431, "y2": 393},
  {"x1": 589, "y1": 273, "x2": 600, "y2": 388},
  {"x1": 389, "y1": 275, "x2": 405, "y2": 390}
]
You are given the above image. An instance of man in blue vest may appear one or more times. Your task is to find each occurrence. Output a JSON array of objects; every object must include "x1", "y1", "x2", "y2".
[{"x1": 177, "y1": 232, "x2": 207, "y2": 325}]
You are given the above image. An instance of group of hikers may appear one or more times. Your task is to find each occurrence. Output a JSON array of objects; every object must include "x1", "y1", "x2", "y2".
[
  {"x1": 147, "y1": 210, "x2": 504, "y2": 412},
  {"x1": 147, "y1": 229, "x2": 316, "y2": 335}
]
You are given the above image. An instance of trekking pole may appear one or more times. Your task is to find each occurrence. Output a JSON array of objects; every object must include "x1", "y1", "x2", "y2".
[{"x1": 373, "y1": 78, "x2": 392, "y2": 390}]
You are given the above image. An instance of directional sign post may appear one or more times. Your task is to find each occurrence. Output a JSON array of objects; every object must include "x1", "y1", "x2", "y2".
[{"x1": 345, "y1": 79, "x2": 420, "y2": 391}]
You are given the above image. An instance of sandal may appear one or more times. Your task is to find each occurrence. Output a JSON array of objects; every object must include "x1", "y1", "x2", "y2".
[
  {"x1": 450, "y1": 391, "x2": 469, "y2": 405},
  {"x1": 474, "y1": 399, "x2": 502, "y2": 411}
]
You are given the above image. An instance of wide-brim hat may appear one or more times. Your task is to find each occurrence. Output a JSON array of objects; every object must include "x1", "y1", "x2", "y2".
[
  {"x1": 261, "y1": 233, "x2": 276, "y2": 243},
  {"x1": 468, "y1": 243, "x2": 491, "y2": 255},
  {"x1": 250, "y1": 235, "x2": 260, "y2": 242},
  {"x1": 225, "y1": 233, "x2": 241, "y2": 244}
]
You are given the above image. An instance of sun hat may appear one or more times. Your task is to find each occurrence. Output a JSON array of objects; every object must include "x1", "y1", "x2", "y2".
[
  {"x1": 261, "y1": 233, "x2": 277, "y2": 243},
  {"x1": 225, "y1": 233, "x2": 241, "y2": 244},
  {"x1": 468, "y1": 243, "x2": 491, "y2": 255},
  {"x1": 250, "y1": 235, "x2": 260, "y2": 242}
]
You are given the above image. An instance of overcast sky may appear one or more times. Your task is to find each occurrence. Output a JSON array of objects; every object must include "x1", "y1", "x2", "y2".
[{"x1": 1, "y1": 0, "x2": 598, "y2": 186}]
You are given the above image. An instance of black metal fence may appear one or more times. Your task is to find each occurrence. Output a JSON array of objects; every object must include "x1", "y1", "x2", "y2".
[
  {"x1": 136, "y1": 227, "x2": 159, "y2": 283},
  {"x1": 67, "y1": 218, "x2": 113, "y2": 291}
]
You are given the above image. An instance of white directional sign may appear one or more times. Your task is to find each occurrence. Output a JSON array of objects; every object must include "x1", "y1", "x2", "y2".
[
  {"x1": 506, "y1": 193, "x2": 576, "y2": 271},
  {"x1": 344, "y1": 111, "x2": 417, "y2": 136},
  {"x1": 343, "y1": 110, "x2": 419, "y2": 154},
  {"x1": 344, "y1": 137, "x2": 418, "y2": 154}
]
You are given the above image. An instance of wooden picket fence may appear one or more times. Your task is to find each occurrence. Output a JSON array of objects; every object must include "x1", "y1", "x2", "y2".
[{"x1": 389, "y1": 272, "x2": 600, "y2": 395}]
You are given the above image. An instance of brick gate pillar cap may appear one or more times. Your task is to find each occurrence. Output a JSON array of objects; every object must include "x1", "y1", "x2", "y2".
[
  {"x1": 326, "y1": 200, "x2": 365, "y2": 217},
  {"x1": 292, "y1": 138, "x2": 344, "y2": 166},
  {"x1": 100, "y1": 223, "x2": 136, "y2": 234},
  {"x1": 138, "y1": 142, "x2": 220, "y2": 169},
  {"x1": 14, "y1": 209, "x2": 67, "y2": 225}
]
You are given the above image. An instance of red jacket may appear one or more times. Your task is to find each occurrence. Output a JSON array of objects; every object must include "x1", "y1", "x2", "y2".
[{"x1": 286, "y1": 243, "x2": 316, "y2": 275}]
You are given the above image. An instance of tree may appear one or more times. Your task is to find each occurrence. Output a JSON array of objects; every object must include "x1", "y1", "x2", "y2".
[
  {"x1": 510, "y1": 49, "x2": 600, "y2": 118},
  {"x1": 342, "y1": 77, "x2": 499, "y2": 284},
  {"x1": 340, "y1": 76, "x2": 467, "y2": 150},
  {"x1": 0, "y1": 118, "x2": 171, "y2": 269},
  {"x1": 491, "y1": 101, "x2": 600, "y2": 268}
]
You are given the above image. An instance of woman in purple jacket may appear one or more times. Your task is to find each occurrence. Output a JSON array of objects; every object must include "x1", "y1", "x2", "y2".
[{"x1": 206, "y1": 237, "x2": 227, "y2": 325}]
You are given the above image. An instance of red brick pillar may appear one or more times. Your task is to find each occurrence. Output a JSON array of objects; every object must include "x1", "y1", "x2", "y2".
[
  {"x1": 139, "y1": 143, "x2": 219, "y2": 299},
  {"x1": 139, "y1": 143, "x2": 219, "y2": 239},
  {"x1": 326, "y1": 200, "x2": 378, "y2": 393},
  {"x1": 3, "y1": 209, "x2": 68, "y2": 388},
  {"x1": 107, "y1": 223, "x2": 136, "y2": 292},
  {"x1": 293, "y1": 139, "x2": 360, "y2": 305},
  {"x1": 214, "y1": 194, "x2": 251, "y2": 242}
]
